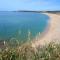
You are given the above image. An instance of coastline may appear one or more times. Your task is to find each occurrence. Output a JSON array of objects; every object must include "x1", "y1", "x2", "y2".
[{"x1": 32, "y1": 13, "x2": 60, "y2": 48}]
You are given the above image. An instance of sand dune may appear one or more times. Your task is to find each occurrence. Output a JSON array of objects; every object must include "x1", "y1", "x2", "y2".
[{"x1": 32, "y1": 13, "x2": 60, "y2": 48}]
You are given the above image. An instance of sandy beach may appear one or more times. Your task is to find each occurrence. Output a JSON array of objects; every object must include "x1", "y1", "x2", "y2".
[{"x1": 32, "y1": 13, "x2": 60, "y2": 48}]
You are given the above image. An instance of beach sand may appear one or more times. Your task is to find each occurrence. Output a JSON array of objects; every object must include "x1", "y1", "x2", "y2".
[{"x1": 32, "y1": 13, "x2": 60, "y2": 48}]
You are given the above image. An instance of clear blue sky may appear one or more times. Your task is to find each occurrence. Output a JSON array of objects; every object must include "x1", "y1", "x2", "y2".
[{"x1": 0, "y1": 0, "x2": 60, "y2": 11}]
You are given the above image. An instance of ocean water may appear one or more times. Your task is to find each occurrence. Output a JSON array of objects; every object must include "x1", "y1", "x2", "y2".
[{"x1": 0, "y1": 12, "x2": 49, "y2": 43}]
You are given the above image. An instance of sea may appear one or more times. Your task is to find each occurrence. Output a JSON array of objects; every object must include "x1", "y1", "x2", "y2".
[{"x1": 0, "y1": 11, "x2": 49, "y2": 44}]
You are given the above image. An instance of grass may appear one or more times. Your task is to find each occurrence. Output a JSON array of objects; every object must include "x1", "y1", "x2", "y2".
[{"x1": 0, "y1": 41, "x2": 60, "y2": 60}]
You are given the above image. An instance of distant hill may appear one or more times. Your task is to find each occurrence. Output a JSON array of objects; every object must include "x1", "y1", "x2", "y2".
[{"x1": 13, "y1": 10, "x2": 60, "y2": 13}]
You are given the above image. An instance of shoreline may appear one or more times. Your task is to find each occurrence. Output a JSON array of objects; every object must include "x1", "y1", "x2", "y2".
[
  {"x1": 0, "y1": 12, "x2": 60, "y2": 48},
  {"x1": 32, "y1": 13, "x2": 60, "y2": 48},
  {"x1": 32, "y1": 15, "x2": 50, "y2": 43}
]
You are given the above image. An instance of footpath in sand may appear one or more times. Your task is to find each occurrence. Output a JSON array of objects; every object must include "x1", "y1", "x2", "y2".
[{"x1": 32, "y1": 13, "x2": 60, "y2": 48}]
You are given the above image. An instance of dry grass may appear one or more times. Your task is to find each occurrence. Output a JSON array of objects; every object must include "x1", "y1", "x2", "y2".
[{"x1": 0, "y1": 41, "x2": 60, "y2": 60}]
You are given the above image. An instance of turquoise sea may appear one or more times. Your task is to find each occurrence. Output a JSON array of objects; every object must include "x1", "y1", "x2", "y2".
[{"x1": 0, "y1": 12, "x2": 49, "y2": 43}]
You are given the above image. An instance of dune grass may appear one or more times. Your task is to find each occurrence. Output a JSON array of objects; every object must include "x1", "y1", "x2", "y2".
[{"x1": 0, "y1": 41, "x2": 60, "y2": 60}]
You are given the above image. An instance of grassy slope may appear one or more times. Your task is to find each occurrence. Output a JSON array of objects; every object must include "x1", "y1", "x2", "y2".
[{"x1": 0, "y1": 41, "x2": 60, "y2": 60}]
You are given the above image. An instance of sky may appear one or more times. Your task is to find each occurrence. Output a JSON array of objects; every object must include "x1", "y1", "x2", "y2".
[{"x1": 0, "y1": 0, "x2": 60, "y2": 11}]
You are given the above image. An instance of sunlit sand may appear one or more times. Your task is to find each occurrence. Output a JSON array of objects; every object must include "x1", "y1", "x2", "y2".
[{"x1": 32, "y1": 13, "x2": 60, "y2": 48}]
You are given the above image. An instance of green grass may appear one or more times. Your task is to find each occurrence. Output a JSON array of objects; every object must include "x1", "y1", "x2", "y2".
[{"x1": 0, "y1": 41, "x2": 60, "y2": 60}]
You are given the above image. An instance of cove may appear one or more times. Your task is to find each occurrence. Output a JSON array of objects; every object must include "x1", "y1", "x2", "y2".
[{"x1": 0, "y1": 12, "x2": 49, "y2": 43}]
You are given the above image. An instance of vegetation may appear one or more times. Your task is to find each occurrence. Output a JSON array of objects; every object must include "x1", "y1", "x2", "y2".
[{"x1": 0, "y1": 41, "x2": 60, "y2": 60}]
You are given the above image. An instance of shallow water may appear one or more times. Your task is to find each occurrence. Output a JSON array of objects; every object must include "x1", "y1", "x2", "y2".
[{"x1": 0, "y1": 12, "x2": 49, "y2": 42}]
